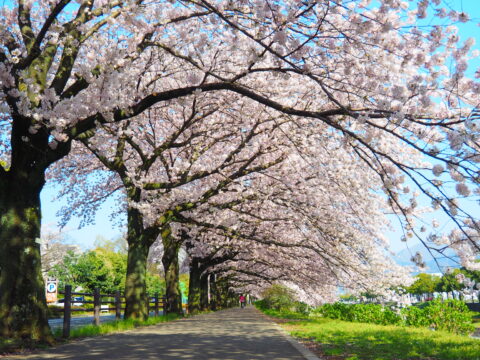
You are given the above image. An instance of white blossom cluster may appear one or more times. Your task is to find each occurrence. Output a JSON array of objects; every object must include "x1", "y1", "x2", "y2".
[{"x1": 1, "y1": 0, "x2": 479, "y2": 300}]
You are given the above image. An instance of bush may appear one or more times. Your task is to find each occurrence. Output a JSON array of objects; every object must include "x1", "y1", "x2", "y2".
[
  {"x1": 261, "y1": 284, "x2": 297, "y2": 311},
  {"x1": 294, "y1": 301, "x2": 312, "y2": 315},
  {"x1": 317, "y1": 299, "x2": 475, "y2": 335},
  {"x1": 255, "y1": 299, "x2": 268, "y2": 310},
  {"x1": 315, "y1": 303, "x2": 352, "y2": 320},
  {"x1": 316, "y1": 303, "x2": 401, "y2": 325},
  {"x1": 401, "y1": 305, "x2": 430, "y2": 328},
  {"x1": 403, "y1": 299, "x2": 475, "y2": 335}
]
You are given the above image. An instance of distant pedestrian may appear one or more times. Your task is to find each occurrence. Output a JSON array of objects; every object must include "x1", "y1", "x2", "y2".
[{"x1": 239, "y1": 295, "x2": 246, "y2": 308}]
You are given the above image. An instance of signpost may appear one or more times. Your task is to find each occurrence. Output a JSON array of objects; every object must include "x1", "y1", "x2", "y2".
[{"x1": 46, "y1": 279, "x2": 58, "y2": 303}]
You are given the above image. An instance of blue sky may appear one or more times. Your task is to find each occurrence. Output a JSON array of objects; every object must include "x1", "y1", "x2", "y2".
[
  {"x1": 41, "y1": 184, "x2": 124, "y2": 249},
  {"x1": 16, "y1": 0, "x2": 477, "y2": 252}
]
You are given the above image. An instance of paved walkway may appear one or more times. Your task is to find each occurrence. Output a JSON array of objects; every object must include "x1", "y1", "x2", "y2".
[{"x1": 10, "y1": 307, "x2": 319, "y2": 360}]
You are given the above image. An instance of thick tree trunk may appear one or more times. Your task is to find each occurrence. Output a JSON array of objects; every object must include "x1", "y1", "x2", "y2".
[
  {"x1": 0, "y1": 174, "x2": 52, "y2": 342},
  {"x1": 124, "y1": 241, "x2": 150, "y2": 320},
  {"x1": 187, "y1": 257, "x2": 201, "y2": 314},
  {"x1": 161, "y1": 226, "x2": 182, "y2": 315},
  {"x1": 124, "y1": 208, "x2": 158, "y2": 320},
  {"x1": 199, "y1": 273, "x2": 209, "y2": 311}
]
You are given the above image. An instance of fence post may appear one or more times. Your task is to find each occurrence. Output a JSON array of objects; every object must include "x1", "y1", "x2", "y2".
[
  {"x1": 162, "y1": 295, "x2": 167, "y2": 315},
  {"x1": 93, "y1": 288, "x2": 100, "y2": 326},
  {"x1": 63, "y1": 285, "x2": 72, "y2": 338},
  {"x1": 146, "y1": 294, "x2": 150, "y2": 318},
  {"x1": 154, "y1": 293, "x2": 159, "y2": 317},
  {"x1": 115, "y1": 290, "x2": 121, "y2": 320}
]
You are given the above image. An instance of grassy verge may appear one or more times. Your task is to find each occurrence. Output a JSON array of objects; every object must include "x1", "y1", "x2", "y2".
[
  {"x1": 0, "y1": 314, "x2": 180, "y2": 355},
  {"x1": 260, "y1": 308, "x2": 310, "y2": 320},
  {"x1": 257, "y1": 307, "x2": 480, "y2": 360},
  {"x1": 52, "y1": 313, "x2": 180, "y2": 339},
  {"x1": 287, "y1": 318, "x2": 480, "y2": 360}
]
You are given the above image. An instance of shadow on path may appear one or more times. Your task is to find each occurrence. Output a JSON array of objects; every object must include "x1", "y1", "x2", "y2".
[{"x1": 11, "y1": 307, "x2": 307, "y2": 360}]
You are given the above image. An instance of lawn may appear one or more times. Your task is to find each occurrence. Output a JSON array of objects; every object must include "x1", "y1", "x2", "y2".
[
  {"x1": 278, "y1": 317, "x2": 480, "y2": 360},
  {"x1": 0, "y1": 314, "x2": 180, "y2": 355},
  {"x1": 52, "y1": 313, "x2": 180, "y2": 339}
]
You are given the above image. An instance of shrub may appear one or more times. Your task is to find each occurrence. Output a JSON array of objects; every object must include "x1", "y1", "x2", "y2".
[
  {"x1": 294, "y1": 301, "x2": 312, "y2": 315},
  {"x1": 422, "y1": 299, "x2": 474, "y2": 335},
  {"x1": 316, "y1": 303, "x2": 401, "y2": 325},
  {"x1": 317, "y1": 299, "x2": 475, "y2": 335},
  {"x1": 315, "y1": 303, "x2": 352, "y2": 321},
  {"x1": 401, "y1": 305, "x2": 430, "y2": 328},
  {"x1": 255, "y1": 299, "x2": 268, "y2": 310},
  {"x1": 261, "y1": 284, "x2": 297, "y2": 311}
]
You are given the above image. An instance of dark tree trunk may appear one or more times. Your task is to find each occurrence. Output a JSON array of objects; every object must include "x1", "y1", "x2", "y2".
[
  {"x1": 188, "y1": 257, "x2": 202, "y2": 314},
  {"x1": 124, "y1": 208, "x2": 159, "y2": 320},
  {"x1": 124, "y1": 241, "x2": 150, "y2": 320},
  {"x1": 199, "y1": 273, "x2": 209, "y2": 311},
  {"x1": 0, "y1": 169, "x2": 52, "y2": 342},
  {"x1": 210, "y1": 273, "x2": 218, "y2": 311},
  {"x1": 0, "y1": 109, "x2": 72, "y2": 342},
  {"x1": 161, "y1": 226, "x2": 182, "y2": 315},
  {"x1": 215, "y1": 276, "x2": 235, "y2": 309}
]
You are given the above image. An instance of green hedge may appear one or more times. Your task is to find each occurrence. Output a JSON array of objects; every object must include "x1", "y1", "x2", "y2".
[
  {"x1": 316, "y1": 300, "x2": 474, "y2": 335},
  {"x1": 316, "y1": 302, "x2": 402, "y2": 326},
  {"x1": 259, "y1": 284, "x2": 312, "y2": 314},
  {"x1": 401, "y1": 299, "x2": 474, "y2": 334},
  {"x1": 261, "y1": 284, "x2": 297, "y2": 311}
]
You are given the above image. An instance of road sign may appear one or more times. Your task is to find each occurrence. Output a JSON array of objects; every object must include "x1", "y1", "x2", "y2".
[
  {"x1": 47, "y1": 282, "x2": 57, "y2": 293},
  {"x1": 46, "y1": 279, "x2": 58, "y2": 303}
]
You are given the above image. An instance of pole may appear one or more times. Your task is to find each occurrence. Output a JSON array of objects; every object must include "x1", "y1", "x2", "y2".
[
  {"x1": 154, "y1": 293, "x2": 159, "y2": 317},
  {"x1": 62, "y1": 285, "x2": 72, "y2": 338},
  {"x1": 93, "y1": 288, "x2": 100, "y2": 326},
  {"x1": 115, "y1": 290, "x2": 121, "y2": 320}
]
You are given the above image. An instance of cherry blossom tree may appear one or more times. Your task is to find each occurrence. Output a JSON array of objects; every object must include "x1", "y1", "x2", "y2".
[
  {"x1": 173, "y1": 138, "x2": 414, "y2": 305},
  {"x1": 51, "y1": 90, "x2": 409, "y2": 314},
  {"x1": 55, "y1": 95, "x2": 414, "y2": 312},
  {"x1": 50, "y1": 91, "x2": 292, "y2": 316},
  {"x1": 183, "y1": 231, "x2": 240, "y2": 313},
  {"x1": 1, "y1": 0, "x2": 479, "y2": 342},
  {"x1": 39, "y1": 227, "x2": 80, "y2": 276}
]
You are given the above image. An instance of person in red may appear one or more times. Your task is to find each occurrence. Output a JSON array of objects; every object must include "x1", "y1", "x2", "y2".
[{"x1": 239, "y1": 295, "x2": 246, "y2": 308}]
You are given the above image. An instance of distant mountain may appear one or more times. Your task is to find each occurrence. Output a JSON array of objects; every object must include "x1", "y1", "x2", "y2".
[{"x1": 391, "y1": 243, "x2": 460, "y2": 273}]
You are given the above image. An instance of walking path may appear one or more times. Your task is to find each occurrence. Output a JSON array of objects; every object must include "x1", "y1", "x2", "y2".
[{"x1": 10, "y1": 307, "x2": 320, "y2": 360}]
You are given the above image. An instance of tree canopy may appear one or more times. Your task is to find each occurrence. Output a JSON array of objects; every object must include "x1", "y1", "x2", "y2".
[{"x1": 1, "y1": 0, "x2": 479, "y2": 341}]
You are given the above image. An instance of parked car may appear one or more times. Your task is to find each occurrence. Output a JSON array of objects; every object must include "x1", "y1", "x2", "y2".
[
  {"x1": 53, "y1": 296, "x2": 85, "y2": 307},
  {"x1": 72, "y1": 296, "x2": 85, "y2": 306}
]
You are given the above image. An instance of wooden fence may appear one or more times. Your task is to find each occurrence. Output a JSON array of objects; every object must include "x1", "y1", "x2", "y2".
[{"x1": 53, "y1": 285, "x2": 166, "y2": 338}]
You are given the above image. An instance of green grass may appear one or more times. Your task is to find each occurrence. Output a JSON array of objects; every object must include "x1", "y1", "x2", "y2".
[
  {"x1": 52, "y1": 313, "x2": 180, "y2": 339},
  {"x1": 260, "y1": 308, "x2": 310, "y2": 320},
  {"x1": 255, "y1": 304, "x2": 480, "y2": 360},
  {"x1": 282, "y1": 317, "x2": 480, "y2": 360}
]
